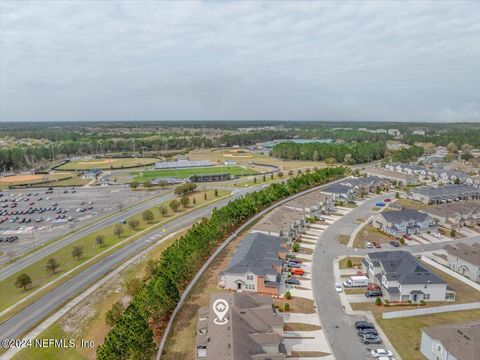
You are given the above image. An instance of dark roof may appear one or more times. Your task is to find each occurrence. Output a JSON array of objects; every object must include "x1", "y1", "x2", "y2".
[
  {"x1": 380, "y1": 209, "x2": 432, "y2": 223},
  {"x1": 322, "y1": 183, "x2": 352, "y2": 195},
  {"x1": 422, "y1": 321, "x2": 480, "y2": 360},
  {"x1": 368, "y1": 251, "x2": 446, "y2": 286},
  {"x1": 444, "y1": 243, "x2": 480, "y2": 266},
  {"x1": 225, "y1": 233, "x2": 284, "y2": 276}
]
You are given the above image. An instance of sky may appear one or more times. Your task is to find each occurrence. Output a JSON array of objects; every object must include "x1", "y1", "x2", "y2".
[{"x1": 0, "y1": 1, "x2": 479, "y2": 123}]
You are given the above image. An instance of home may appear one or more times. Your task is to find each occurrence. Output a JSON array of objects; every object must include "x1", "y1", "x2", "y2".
[
  {"x1": 413, "y1": 129, "x2": 426, "y2": 136},
  {"x1": 362, "y1": 251, "x2": 455, "y2": 302},
  {"x1": 284, "y1": 191, "x2": 334, "y2": 213},
  {"x1": 195, "y1": 292, "x2": 286, "y2": 360},
  {"x1": 372, "y1": 209, "x2": 438, "y2": 238},
  {"x1": 82, "y1": 168, "x2": 101, "y2": 180},
  {"x1": 421, "y1": 202, "x2": 480, "y2": 229},
  {"x1": 387, "y1": 129, "x2": 401, "y2": 138},
  {"x1": 443, "y1": 243, "x2": 480, "y2": 282},
  {"x1": 218, "y1": 232, "x2": 286, "y2": 295},
  {"x1": 420, "y1": 321, "x2": 479, "y2": 360},
  {"x1": 407, "y1": 185, "x2": 480, "y2": 204},
  {"x1": 321, "y1": 183, "x2": 355, "y2": 203},
  {"x1": 252, "y1": 206, "x2": 306, "y2": 242},
  {"x1": 340, "y1": 176, "x2": 389, "y2": 194},
  {"x1": 385, "y1": 163, "x2": 427, "y2": 178},
  {"x1": 364, "y1": 167, "x2": 419, "y2": 186}
]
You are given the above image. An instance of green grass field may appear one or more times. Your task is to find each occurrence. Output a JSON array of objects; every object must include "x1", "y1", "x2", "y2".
[
  {"x1": 58, "y1": 157, "x2": 159, "y2": 170},
  {"x1": 131, "y1": 166, "x2": 258, "y2": 181}
]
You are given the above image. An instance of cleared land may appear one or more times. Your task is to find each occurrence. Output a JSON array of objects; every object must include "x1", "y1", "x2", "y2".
[
  {"x1": 58, "y1": 157, "x2": 159, "y2": 170},
  {"x1": 131, "y1": 165, "x2": 258, "y2": 181},
  {"x1": 0, "y1": 173, "x2": 73, "y2": 189}
]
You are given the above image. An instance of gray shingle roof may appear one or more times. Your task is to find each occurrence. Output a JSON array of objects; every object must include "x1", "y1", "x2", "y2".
[{"x1": 380, "y1": 209, "x2": 432, "y2": 223}]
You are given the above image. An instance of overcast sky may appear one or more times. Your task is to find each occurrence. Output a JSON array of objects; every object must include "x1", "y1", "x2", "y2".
[{"x1": 1, "y1": 1, "x2": 479, "y2": 123}]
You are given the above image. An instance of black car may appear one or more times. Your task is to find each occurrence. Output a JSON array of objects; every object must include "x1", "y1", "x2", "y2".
[
  {"x1": 365, "y1": 289, "x2": 383, "y2": 297},
  {"x1": 354, "y1": 321, "x2": 375, "y2": 330},
  {"x1": 285, "y1": 278, "x2": 301, "y2": 285},
  {"x1": 358, "y1": 328, "x2": 378, "y2": 336},
  {"x1": 389, "y1": 241, "x2": 400, "y2": 247}
]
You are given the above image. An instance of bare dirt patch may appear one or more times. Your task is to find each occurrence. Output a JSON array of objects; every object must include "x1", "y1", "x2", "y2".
[
  {"x1": 78, "y1": 159, "x2": 115, "y2": 165},
  {"x1": 284, "y1": 323, "x2": 322, "y2": 331},
  {"x1": 0, "y1": 174, "x2": 44, "y2": 183}
]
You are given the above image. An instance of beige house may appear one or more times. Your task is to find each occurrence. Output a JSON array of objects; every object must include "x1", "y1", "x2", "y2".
[{"x1": 444, "y1": 243, "x2": 480, "y2": 282}]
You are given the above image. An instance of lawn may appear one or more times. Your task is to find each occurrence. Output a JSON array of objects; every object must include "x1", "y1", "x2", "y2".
[
  {"x1": 339, "y1": 256, "x2": 363, "y2": 269},
  {"x1": 130, "y1": 165, "x2": 258, "y2": 181},
  {"x1": 394, "y1": 198, "x2": 430, "y2": 210},
  {"x1": 58, "y1": 157, "x2": 159, "y2": 170},
  {"x1": 372, "y1": 309, "x2": 480, "y2": 360},
  {"x1": 0, "y1": 189, "x2": 230, "y2": 317},
  {"x1": 337, "y1": 234, "x2": 350, "y2": 245},
  {"x1": 353, "y1": 224, "x2": 396, "y2": 248}
]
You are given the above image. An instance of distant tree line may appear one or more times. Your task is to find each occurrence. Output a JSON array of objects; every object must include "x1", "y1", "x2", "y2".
[
  {"x1": 391, "y1": 146, "x2": 425, "y2": 162},
  {"x1": 96, "y1": 166, "x2": 348, "y2": 360},
  {"x1": 271, "y1": 142, "x2": 386, "y2": 164}
]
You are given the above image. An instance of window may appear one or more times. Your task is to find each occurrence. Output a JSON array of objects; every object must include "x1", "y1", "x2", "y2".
[
  {"x1": 436, "y1": 344, "x2": 442, "y2": 352},
  {"x1": 425, "y1": 294, "x2": 430, "y2": 300},
  {"x1": 246, "y1": 275, "x2": 253, "y2": 280}
]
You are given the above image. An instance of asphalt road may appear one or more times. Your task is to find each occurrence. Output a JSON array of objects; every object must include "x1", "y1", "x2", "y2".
[
  {"x1": 0, "y1": 189, "x2": 174, "y2": 281},
  {"x1": 0, "y1": 185, "x2": 261, "y2": 341}
]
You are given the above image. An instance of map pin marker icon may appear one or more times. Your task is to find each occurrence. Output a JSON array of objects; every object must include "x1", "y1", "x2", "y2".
[{"x1": 213, "y1": 299, "x2": 229, "y2": 325}]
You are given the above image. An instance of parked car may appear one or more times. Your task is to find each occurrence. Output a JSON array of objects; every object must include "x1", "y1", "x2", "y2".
[
  {"x1": 375, "y1": 202, "x2": 385, "y2": 207},
  {"x1": 335, "y1": 283, "x2": 343, "y2": 293},
  {"x1": 372, "y1": 241, "x2": 381, "y2": 248},
  {"x1": 432, "y1": 232, "x2": 442, "y2": 239},
  {"x1": 403, "y1": 234, "x2": 412, "y2": 240},
  {"x1": 290, "y1": 268, "x2": 304, "y2": 276},
  {"x1": 371, "y1": 349, "x2": 393, "y2": 358},
  {"x1": 384, "y1": 198, "x2": 392, "y2": 202},
  {"x1": 365, "y1": 289, "x2": 383, "y2": 297},
  {"x1": 354, "y1": 321, "x2": 375, "y2": 330},
  {"x1": 358, "y1": 328, "x2": 378, "y2": 336},
  {"x1": 364, "y1": 241, "x2": 373, "y2": 248},
  {"x1": 362, "y1": 334, "x2": 382, "y2": 344},
  {"x1": 285, "y1": 278, "x2": 300, "y2": 285},
  {"x1": 389, "y1": 241, "x2": 400, "y2": 247}
]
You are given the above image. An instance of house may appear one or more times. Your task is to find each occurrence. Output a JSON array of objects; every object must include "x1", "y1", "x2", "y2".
[
  {"x1": 421, "y1": 202, "x2": 480, "y2": 229},
  {"x1": 195, "y1": 292, "x2": 286, "y2": 360},
  {"x1": 252, "y1": 206, "x2": 306, "y2": 243},
  {"x1": 387, "y1": 129, "x2": 401, "y2": 138},
  {"x1": 362, "y1": 251, "x2": 455, "y2": 302},
  {"x1": 82, "y1": 168, "x2": 101, "y2": 180},
  {"x1": 413, "y1": 129, "x2": 426, "y2": 136},
  {"x1": 189, "y1": 173, "x2": 231, "y2": 182},
  {"x1": 384, "y1": 163, "x2": 427, "y2": 178},
  {"x1": 321, "y1": 183, "x2": 355, "y2": 203},
  {"x1": 218, "y1": 232, "x2": 286, "y2": 295},
  {"x1": 340, "y1": 176, "x2": 389, "y2": 194},
  {"x1": 364, "y1": 167, "x2": 419, "y2": 186},
  {"x1": 420, "y1": 321, "x2": 480, "y2": 360},
  {"x1": 284, "y1": 192, "x2": 334, "y2": 213},
  {"x1": 443, "y1": 243, "x2": 480, "y2": 282},
  {"x1": 372, "y1": 209, "x2": 438, "y2": 238},
  {"x1": 407, "y1": 185, "x2": 480, "y2": 204}
]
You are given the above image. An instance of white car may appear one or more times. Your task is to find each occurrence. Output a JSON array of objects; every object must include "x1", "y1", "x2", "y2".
[
  {"x1": 432, "y1": 232, "x2": 442, "y2": 239},
  {"x1": 364, "y1": 241, "x2": 373, "y2": 248},
  {"x1": 371, "y1": 349, "x2": 393, "y2": 358},
  {"x1": 378, "y1": 357, "x2": 395, "y2": 360},
  {"x1": 334, "y1": 282, "x2": 343, "y2": 293}
]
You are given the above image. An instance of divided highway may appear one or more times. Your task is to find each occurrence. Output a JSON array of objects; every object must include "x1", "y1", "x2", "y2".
[{"x1": 0, "y1": 190, "x2": 174, "y2": 281}]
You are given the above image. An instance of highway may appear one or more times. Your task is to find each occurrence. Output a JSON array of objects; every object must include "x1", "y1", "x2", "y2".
[
  {"x1": 0, "y1": 185, "x2": 260, "y2": 342},
  {"x1": 0, "y1": 189, "x2": 174, "y2": 281}
]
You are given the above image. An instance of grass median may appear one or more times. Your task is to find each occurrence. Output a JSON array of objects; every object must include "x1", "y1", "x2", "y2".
[{"x1": 0, "y1": 189, "x2": 230, "y2": 318}]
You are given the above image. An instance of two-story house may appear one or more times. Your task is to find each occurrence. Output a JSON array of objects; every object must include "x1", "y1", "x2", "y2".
[
  {"x1": 372, "y1": 209, "x2": 438, "y2": 238},
  {"x1": 362, "y1": 251, "x2": 455, "y2": 302},
  {"x1": 218, "y1": 232, "x2": 286, "y2": 296},
  {"x1": 444, "y1": 243, "x2": 480, "y2": 282},
  {"x1": 252, "y1": 206, "x2": 306, "y2": 244}
]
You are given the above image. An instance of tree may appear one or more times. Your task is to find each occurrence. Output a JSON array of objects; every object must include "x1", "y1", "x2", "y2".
[
  {"x1": 292, "y1": 243, "x2": 300, "y2": 252},
  {"x1": 128, "y1": 219, "x2": 140, "y2": 230},
  {"x1": 15, "y1": 273, "x2": 32, "y2": 291},
  {"x1": 346, "y1": 259, "x2": 353, "y2": 268},
  {"x1": 285, "y1": 291, "x2": 292, "y2": 300},
  {"x1": 158, "y1": 205, "x2": 167, "y2": 216},
  {"x1": 192, "y1": 197, "x2": 196, "y2": 205},
  {"x1": 180, "y1": 196, "x2": 190, "y2": 208},
  {"x1": 130, "y1": 181, "x2": 139, "y2": 190},
  {"x1": 114, "y1": 224, "x2": 124, "y2": 238},
  {"x1": 262, "y1": 174, "x2": 266, "y2": 182},
  {"x1": 143, "y1": 180, "x2": 152, "y2": 189},
  {"x1": 253, "y1": 177, "x2": 257, "y2": 184},
  {"x1": 105, "y1": 302, "x2": 124, "y2": 327},
  {"x1": 450, "y1": 228, "x2": 456, "y2": 237},
  {"x1": 45, "y1": 258, "x2": 60, "y2": 274},
  {"x1": 284, "y1": 303, "x2": 290, "y2": 311},
  {"x1": 126, "y1": 278, "x2": 142, "y2": 296},
  {"x1": 174, "y1": 183, "x2": 197, "y2": 197},
  {"x1": 447, "y1": 142, "x2": 458, "y2": 154},
  {"x1": 214, "y1": 189, "x2": 219, "y2": 197},
  {"x1": 204, "y1": 192, "x2": 207, "y2": 200},
  {"x1": 375, "y1": 297, "x2": 382, "y2": 306},
  {"x1": 95, "y1": 234, "x2": 106, "y2": 247},
  {"x1": 72, "y1": 245, "x2": 84, "y2": 260},
  {"x1": 142, "y1": 209, "x2": 154, "y2": 223},
  {"x1": 145, "y1": 259, "x2": 159, "y2": 278},
  {"x1": 395, "y1": 191, "x2": 400, "y2": 199},
  {"x1": 288, "y1": 170, "x2": 293, "y2": 176},
  {"x1": 169, "y1": 199, "x2": 180, "y2": 212},
  {"x1": 277, "y1": 171, "x2": 284, "y2": 178}
]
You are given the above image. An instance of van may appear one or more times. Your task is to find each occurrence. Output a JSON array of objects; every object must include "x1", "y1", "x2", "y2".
[{"x1": 343, "y1": 275, "x2": 369, "y2": 288}]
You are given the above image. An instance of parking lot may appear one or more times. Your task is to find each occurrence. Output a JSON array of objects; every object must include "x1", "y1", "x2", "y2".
[{"x1": 0, "y1": 187, "x2": 159, "y2": 263}]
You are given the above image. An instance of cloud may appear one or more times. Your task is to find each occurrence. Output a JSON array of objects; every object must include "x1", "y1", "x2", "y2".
[{"x1": 0, "y1": 0, "x2": 479, "y2": 122}]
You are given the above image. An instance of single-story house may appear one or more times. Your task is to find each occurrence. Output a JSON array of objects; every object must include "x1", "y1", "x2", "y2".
[{"x1": 82, "y1": 168, "x2": 102, "y2": 180}]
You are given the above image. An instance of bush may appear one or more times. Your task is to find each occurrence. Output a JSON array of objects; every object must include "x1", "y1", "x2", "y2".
[
  {"x1": 113, "y1": 224, "x2": 124, "y2": 238},
  {"x1": 420, "y1": 300, "x2": 426, "y2": 306},
  {"x1": 450, "y1": 228, "x2": 456, "y2": 237},
  {"x1": 395, "y1": 192, "x2": 400, "y2": 199},
  {"x1": 128, "y1": 219, "x2": 140, "y2": 230},
  {"x1": 169, "y1": 199, "x2": 180, "y2": 212},
  {"x1": 126, "y1": 278, "x2": 142, "y2": 296},
  {"x1": 375, "y1": 297, "x2": 382, "y2": 306},
  {"x1": 346, "y1": 259, "x2": 353, "y2": 268},
  {"x1": 284, "y1": 303, "x2": 290, "y2": 311},
  {"x1": 174, "y1": 183, "x2": 197, "y2": 197},
  {"x1": 142, "y1": 209, "x2": 154, "y2": 223},
  {"x1": 180, "y1": 196, "x2": 190, "y2": 208},
  {"x1": 400, "y1": 238, "x2": 405, "y2": 245},
  {"x1": 95, "y1": 234, "x2": 106, "y2": 246},
  {"x1": 285, "y1": 291, "x2": 292, "y2": 300},
  {"x1": 292, "y1": 243, "x2": 300, "y2": 252},
  {"x1": 105, "y1": 302, "x2": 124, "y2": 327}
]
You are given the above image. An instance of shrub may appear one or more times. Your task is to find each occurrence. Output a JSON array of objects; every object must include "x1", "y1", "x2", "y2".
[
  {"x1": 450, "y1": 228, "x2": 456, "y2": 237},
  {"x1": 346, "y1": 259, "x2": 353, "y2": 268},
  {"x1": 142, "y1": 210, "x2": 154, "y2": 223},
  {"x1": 105, "y1": 302, "x2": 124, "y2": 327},
  {"x1": 284, "y1": 303, "x2": 290, "y2": 311},
  {"x1": 128, "y1": 219, "x2": 140, "y2": 230},
  {"x1": 113, "y1": 224, "x2": 124, "y2": 238},
  {"x1": 400, "y1": 238, "x2": 405, "y2": 245},
  {"x1": 285, "y1": 291, "x2": 292, "y2": 300},
  {"x1": 95, "y1": 234, "x2": 106, "y2": 246},
  {"x1": 375, "y1": 297, "x2": 382, "y2": 306},
  {"x1": 126, "y1": 278, "x2": 142, "y2": 296},
  {"x1": 292, "y1": 243, "x2": 300, "y2": 252},
  {"x1": 15, "y1": 273, "x2": 32, "y2": 291},
  {"x1": 169, "y1": 199, "x2": 180, "y2": 212},
  {"x1": 420, "y1": 300, "x2": 426, "y2": 306}
]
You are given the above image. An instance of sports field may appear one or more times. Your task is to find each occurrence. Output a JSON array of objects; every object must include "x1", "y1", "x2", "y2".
[
  {"x1": 131, "y1": 166, "x2": 258, "y2": 181},
  {"x1": 0, "y1": 173, "x2": 72, "y2": 189},
  {"x1": 58, "y1": 157, "x2": 159, "y2": 170}
]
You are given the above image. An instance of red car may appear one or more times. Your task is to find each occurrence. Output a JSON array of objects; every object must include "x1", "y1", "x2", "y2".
[
  {"x1": 290, "y1": 268, "x2": 305, "y2": 276},
  {"x1": 384, "y1": 198, "x2": 392, "y2": 202},
  {"x1": 373, "y1": 241, "x2": 381, "y2": 248},
  {"x1": 403, "y1": 234, "x2": 412, "y2": 240}
]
